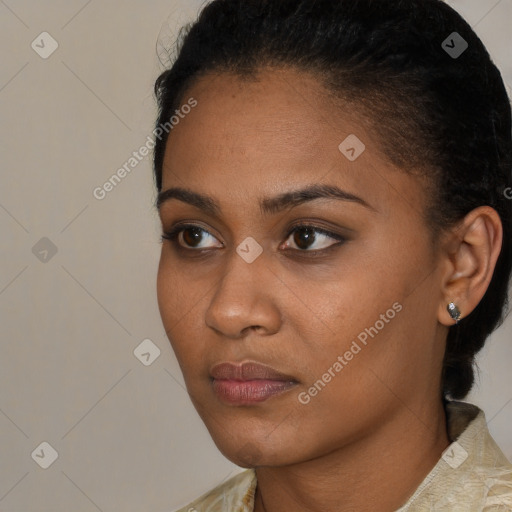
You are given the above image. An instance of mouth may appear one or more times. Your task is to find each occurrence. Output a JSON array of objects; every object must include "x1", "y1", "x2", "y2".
[{"x1": 210, "y1": 361, "x2": 299, "y2": 405}]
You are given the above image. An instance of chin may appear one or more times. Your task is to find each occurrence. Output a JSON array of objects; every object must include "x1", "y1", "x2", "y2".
[
  {"x1": 220, "y1": 442, "x2": 276, "y2": 468},
  {"x1": 189, "y1": 392, "x2": 306, "y2": 467},
  {"x1": 208, "y1": 427, "x2": 298, "y2": 468}
]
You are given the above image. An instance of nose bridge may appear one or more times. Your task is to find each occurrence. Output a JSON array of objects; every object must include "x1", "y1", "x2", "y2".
[
  {"x1": 219, "y1": 248, "x2": 258, "y2": 297},
  {"x1": 205, "y1": 245, "x2": 281, "y2": 337}
]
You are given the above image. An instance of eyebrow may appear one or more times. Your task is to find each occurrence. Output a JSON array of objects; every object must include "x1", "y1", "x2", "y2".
[{"x1": 156, "y1": 183, "x2": 375, "y2": 216}]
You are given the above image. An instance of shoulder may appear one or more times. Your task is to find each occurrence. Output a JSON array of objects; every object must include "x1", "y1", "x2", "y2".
[
  {"x1": 471, "y1": 417, "x2": 512, "y2": 511},
  {"x1": 445, "y1": 401, "x2": 512, "y2": 510},
  {"x1": 173, "y1": 468, "x2": 257, "y2": 512},
  {"x1": 401, "y1": 401, "x2": 512, "y2": 511}
]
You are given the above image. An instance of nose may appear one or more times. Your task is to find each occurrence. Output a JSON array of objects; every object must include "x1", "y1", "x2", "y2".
[{"x1": 204, "y1": 248, "x2": 282, "y2": 339}]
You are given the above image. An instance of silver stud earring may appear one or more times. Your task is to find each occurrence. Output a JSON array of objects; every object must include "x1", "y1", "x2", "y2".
[{"x1": 447, "y1": 302, "x2": 461, "y2": 324}]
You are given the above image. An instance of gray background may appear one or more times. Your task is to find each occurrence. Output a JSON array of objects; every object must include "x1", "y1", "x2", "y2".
[{"x1": 0, "y1": 1, "x2": 511, "y2": 510}]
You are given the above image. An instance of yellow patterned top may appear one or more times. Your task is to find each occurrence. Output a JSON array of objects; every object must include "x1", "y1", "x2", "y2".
[{"x1": 174, "y1": 401, "x2": 512, "y2": 511}]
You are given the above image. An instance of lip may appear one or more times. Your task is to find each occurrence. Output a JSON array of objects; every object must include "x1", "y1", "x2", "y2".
[
  {"x1": 210, "y1": 361, "x2": 298, "y2": 405},
  {"x1": 210, "y1": 361, "x2": 296, "y2": 381}
]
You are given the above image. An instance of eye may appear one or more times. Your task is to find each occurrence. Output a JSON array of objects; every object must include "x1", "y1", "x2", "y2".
[
  {"x1": 161, "y1": 223, "x2": 346, "y2": 253},
  {"x1": 161, "y1": 224, "x2": 223, "y2": 250},
  {"x1": 281, "y1": 224, "x2": 346, "y2": 252}
]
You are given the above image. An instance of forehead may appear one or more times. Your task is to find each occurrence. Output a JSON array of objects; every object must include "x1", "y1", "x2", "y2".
[
  {"x1": 160, "y1": 67, "x2": 424, "y2": 221},
  {"x1": 171, "y1": 68, "x2": 343, "y2": 154}
]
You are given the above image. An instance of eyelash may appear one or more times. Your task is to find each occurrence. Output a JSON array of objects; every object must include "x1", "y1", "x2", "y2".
[{"x1": 161, "y1": 222, "x2": 347, "y2": 256}]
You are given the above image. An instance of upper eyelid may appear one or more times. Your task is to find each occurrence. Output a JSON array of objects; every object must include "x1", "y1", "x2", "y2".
[{"x1": 288, "y1": 223, "x2": 344, "y2": 240}]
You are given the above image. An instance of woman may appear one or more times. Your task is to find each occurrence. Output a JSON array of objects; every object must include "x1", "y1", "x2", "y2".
[{"x1": 153, "y1": 0, "x2": 512, "y2": 510}]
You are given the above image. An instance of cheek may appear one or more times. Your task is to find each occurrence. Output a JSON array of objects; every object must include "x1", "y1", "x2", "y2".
[
  {"x1": 156, "y1": 252, "x2": 210, "y2": 376},
  {"x1": 157, "y1": 247, "x2": 206, "y2": 324},
  {"x1": 156, "y1": 254, "x2": 178, "y2": 327},
  {"x1": 157, "y1": 255, "x2": 190, "y2": 353},
  {"x1": 284, "y1": 250, "x2": 404, "y2": 347},
  {"x1": 285, "y1": 237, "x2": 426, "y2": 387}
]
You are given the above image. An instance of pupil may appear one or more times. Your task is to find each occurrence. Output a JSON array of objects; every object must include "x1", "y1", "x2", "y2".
[
  {"x1": 183, "y1": 227, "x2": 203, "y2": 247},
  {"x1": 294, "y1": 227, "x2": 315, "y2": 249}
]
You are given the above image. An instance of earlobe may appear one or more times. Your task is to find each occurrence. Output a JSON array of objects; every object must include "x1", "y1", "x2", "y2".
[{"x1": 437, "y1": 206, "x2": 503, "y2": 326}]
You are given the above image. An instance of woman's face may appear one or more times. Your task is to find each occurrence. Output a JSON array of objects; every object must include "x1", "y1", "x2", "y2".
[{"x1": 157, "y1": 67, "x2": 448, "y2": 467}]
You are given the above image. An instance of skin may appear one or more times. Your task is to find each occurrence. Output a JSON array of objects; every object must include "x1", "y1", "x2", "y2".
[{"x1": 156, "y1": 67, "x2": 503, "y2": 512}]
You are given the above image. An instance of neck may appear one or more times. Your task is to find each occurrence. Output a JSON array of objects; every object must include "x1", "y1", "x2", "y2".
[{"x1": 254, "y1": 399, "x2": 449, "y2": 512}]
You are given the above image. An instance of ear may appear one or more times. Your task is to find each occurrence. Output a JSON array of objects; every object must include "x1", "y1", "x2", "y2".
[{"x1": 437, "y1": 206, "x2": 503, "y2": 326}]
